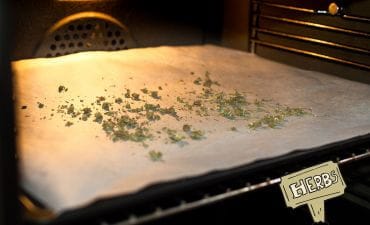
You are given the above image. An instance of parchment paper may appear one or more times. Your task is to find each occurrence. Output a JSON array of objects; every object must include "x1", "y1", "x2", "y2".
[{"x1": 13, "y1": 45, "x2": 370, "y2": 214}]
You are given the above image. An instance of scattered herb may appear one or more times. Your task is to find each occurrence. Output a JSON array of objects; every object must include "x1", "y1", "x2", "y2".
[
  {"x1": 248, "y1": 107, "x2": 309, "y2": 129},
  {"x1": 102, "y1": 102, "x2": 110, "y2": 111},
  {"x1": 203, "y1": 71, "x2": 220, "y2": 88},
  {"x1": 193, "y1": 77, "x2": 202, "y2": 85},
  {"x1": 118, "y1": 115, "x2": 138, "y2": 129},
  {"x1": 196, "y1": 106, "x2": 209, "y2": 116},
  {"x1": 96, "y1": 96, "x2": 106, "y2": 105},
  {"x1": 105, "y1": 111, "x2": 116, "y2": 117},
  {"x1": 128, "y1": 106, "x2": 143, "y2": 113},
  {"x1": 129, "y1": 127, "x2": 152, "y2": 142},
  {"x1": 182, "y1": 124, "x2": 191, "y2": 132},
  {"x1": 149, "y1": 150, "x2": 163, "y2": 162},
  {"x1": 37, "y1": 102, "x2": 44, "y2": 108},
  {"x1": 102, "y1": 120, "x2": 115, "y2": 134},
  {"x1": 29, "y1": 75, "x2": 310, "y2": 159},
  {"x1": 150, "y1": 91, "x2": 161, "y2": 99},
  {"x1": 67, "y1": 104, "x2": 75, "y2": 115},
  {"x1": 277, "y1": 106, "x2": 309, "y2": 117},
  {"x1": 193, "y1": 100, "x2": 202, "y2": 106},
  {"x1": 58, "y1": 85, "x2": 68, "y2": 93},
  {"x1": 124, "y1": 89, "x2": 131, "y2": 98},
  {"x1": 159, "y1": 106, "x2": 178, "y2": 119},
  {"x1": 164, "y1": 127, "x2": 186, "y2": 143},
  {"x1": 189, "y1": 129, "x2": 205, "y2": 140},
  {"x1": 94, "y1": 112, "x2": 103, "y2": 123},
  {"x1": 254, "y1": 99, "x2": 264, "y2": 107},
  {"x1": 141, "y1": 88, "x2": 149, "y2": 94},
  {"x1": 131, "y1": 93, "x2": 140, "y2": 101},
  {"x1": 81, "y1": 107, "x2": 92, "y2": 121},
  {"x1": 146, "y1": 111, "x2": 161, "y2": 121},
  {"x1": 144, "y1": 103, "x2": 160, "y2": 111},
  {"x1": 214, "y1": 91, "x2": 249, "y2": 120},
  {"x1": 115, "y1": 98, "x2": 123, "y2": 104},
  {"x1": 181, "y1": 124, "x2": 205, "y2": 140},
  {"x1": 177, "y1": 97, "x2": 185, "y2": 103}
]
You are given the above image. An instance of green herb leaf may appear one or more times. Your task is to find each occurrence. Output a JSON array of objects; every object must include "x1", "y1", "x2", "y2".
[
  {"x1": 115, "y1": 98, "x2": 123, "y2": 104},
  {"x1": 148, "y1": 150, "x2": 163, "y2": 162},
  {"x1": 193, "y1": 77, "x2": 202, "y2": 85},
  {"x1": 94, "y1": 112, "x2": 103, "y2": 124},
  {"x1": 131, "y1": 93, "x2": 140, "y2": 101},
  {"x1": 150, "y1": 91, "x2": 161, "y2": 99},
  {"x1": 58, "y1": 85, "x2": 68, "y2": 93},
  {"x1": 102, "y1": 102, "x2": 111, "y2": 111},
  {"x1": 37, "y1": 102, "x2": 44, "y2": 108}
]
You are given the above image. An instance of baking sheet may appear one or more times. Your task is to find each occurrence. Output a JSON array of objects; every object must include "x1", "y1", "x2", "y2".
[{"x1": 13, "y1": 45, "x2": 370, "y2": 214}]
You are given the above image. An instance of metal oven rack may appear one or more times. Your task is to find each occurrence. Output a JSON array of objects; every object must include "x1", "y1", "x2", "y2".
[
  {"x1": 250, "y1": 0, "x2": 370, "y2": 83},
  {"x1": 22, "y1": 135, "x2": 370, "y2": 225},
  {"x1": 108, "y1": 152, "x2": 370, "y2": 225}
]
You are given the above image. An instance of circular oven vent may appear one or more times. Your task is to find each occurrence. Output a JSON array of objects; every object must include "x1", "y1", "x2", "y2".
[{"x1": 34, "y1": 12, "x2": 136, "y2": 58}]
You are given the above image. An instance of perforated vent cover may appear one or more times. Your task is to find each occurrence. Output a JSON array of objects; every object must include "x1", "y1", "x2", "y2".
[{"x1": 34, "y1": 12, "x2": 136, "y2": 58}]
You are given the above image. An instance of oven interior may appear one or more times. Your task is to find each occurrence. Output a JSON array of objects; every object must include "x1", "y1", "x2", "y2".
[{"x1": 0, "y1": 0, "x2": 369, "y2": 225}]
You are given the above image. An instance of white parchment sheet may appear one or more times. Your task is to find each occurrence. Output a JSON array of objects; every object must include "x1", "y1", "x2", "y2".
[{"x1": 12, "y1": 45, "x2": 370, "y2": 213}]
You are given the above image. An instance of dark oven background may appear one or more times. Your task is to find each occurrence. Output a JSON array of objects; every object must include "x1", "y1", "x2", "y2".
[
  {"x1": 11, "y1": 0, "x2": 225, "y2": 61},
  {"x1": 10, "y1": 0, "x2": 370, "y2": 83}
]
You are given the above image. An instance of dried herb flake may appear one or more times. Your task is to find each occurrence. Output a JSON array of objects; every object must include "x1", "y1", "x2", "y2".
[{"x1": 149, "y1": 150, "x2": 163, "y2": 162}]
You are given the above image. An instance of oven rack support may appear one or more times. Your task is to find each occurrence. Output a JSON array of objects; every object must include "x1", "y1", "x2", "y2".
[
  {"x1": 104, "y1": 150, "x2": 370, "y2": 225},
  {"x1": 250, "y1": 1, "x2": 370, "y2": 73},
  {"x1": 252, "y1": 1, "x2": 370, "y2": 22},
  {"x1": 20, "y1": 148, "x2": 370, "y2": 224}
]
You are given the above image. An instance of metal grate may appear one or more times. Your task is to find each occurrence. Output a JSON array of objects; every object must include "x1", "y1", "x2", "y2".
[
  {"x1": 34, "y1": 12, "x2": 136, "y2": 58},
  {"x1": 21, "y1": 144, "x2": 370, "y2": 224},
  {"x1": 250, "y1": 1, "x2": 370, "y2": 76},
  {"x1": 107, "y1": 151, "x2": 370, "y2": 225}
]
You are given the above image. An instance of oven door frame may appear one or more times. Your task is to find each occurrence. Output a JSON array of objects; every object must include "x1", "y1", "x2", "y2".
[{"x1": 0, "y1": 1, "x2": 19, "y2": 225}]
